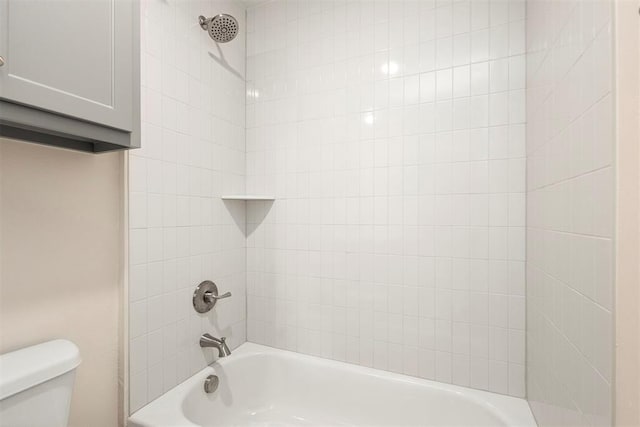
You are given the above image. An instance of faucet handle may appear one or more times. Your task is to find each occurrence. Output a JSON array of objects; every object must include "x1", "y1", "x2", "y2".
[
  {"x1": 205, "y1": 291, "x2": 232, "y2": 302},
  {"x1": 193, "y1": 281, "x2": 232, "y2": 313}
]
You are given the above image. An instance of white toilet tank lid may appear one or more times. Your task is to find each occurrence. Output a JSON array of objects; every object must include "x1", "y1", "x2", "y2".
[{"x1": 0, "y1": 339, "x2": 81, "y2": 400}]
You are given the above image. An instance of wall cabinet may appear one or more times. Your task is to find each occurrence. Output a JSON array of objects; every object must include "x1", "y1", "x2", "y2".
[{"x1": 0, "y1": 0, "x2": 139, "y2": 152}]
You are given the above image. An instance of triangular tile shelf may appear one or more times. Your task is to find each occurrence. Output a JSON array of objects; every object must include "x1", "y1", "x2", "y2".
[{"x1": 221, "y1": 195, "x2": 275, "y2": 201}]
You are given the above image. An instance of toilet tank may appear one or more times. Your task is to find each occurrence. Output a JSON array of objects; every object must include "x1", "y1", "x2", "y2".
[{"x1": 0, "y1": 340, "x2": 81, "y2": 427}]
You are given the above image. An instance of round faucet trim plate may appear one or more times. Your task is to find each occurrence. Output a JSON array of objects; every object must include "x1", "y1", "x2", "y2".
[{"x1": 193, "y1": 280, "x2": 219, "y2": 313}]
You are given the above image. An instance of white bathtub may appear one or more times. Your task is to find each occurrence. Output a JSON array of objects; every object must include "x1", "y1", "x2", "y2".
[{"x1": 128, "y1": 343, "x2": 536, "y2": 426}]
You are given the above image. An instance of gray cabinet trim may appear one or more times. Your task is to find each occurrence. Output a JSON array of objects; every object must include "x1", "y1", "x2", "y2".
[{"x1": 0, "y1": 100, "x2": 139, "y2": 153}]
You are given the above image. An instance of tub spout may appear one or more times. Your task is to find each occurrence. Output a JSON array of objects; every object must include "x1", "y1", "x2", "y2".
[{"x1": 200, "y1": 333, "x2": 231, "y2": 357}]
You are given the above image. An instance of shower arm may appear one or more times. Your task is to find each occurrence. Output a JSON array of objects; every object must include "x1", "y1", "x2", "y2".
[{"x1": 198, "y1": 15, "x2": 210, "y2": 30}]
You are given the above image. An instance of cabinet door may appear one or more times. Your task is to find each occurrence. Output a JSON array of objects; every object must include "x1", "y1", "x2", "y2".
[{"x1": 0, "y1": 0, "x2": 133, "y2": 131}]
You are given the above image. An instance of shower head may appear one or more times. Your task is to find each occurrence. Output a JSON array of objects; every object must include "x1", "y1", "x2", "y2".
[{"x1": 198, "y1": 14, "x2": 238, "y2": 43}]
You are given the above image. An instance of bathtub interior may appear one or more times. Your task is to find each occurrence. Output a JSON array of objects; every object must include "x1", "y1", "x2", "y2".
[{"x1": 174, "y1": 345, "x2": 531, "y2": 426}]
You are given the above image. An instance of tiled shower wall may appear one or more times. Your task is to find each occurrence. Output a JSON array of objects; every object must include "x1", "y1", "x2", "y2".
[
  {"x1": 246, "y1": 0, "x2": 527, "y2": 397},
  {"x1": 526, "y1": 0, "x2": 613, "y2": 425},
  {"x1": 128, "y1": 0, "x2": 247, "y2": 412}
]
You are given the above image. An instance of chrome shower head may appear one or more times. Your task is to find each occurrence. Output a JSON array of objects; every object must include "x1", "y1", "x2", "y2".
[{"x1": 198, "y1": 14, "x2": 238, "y2": 43}]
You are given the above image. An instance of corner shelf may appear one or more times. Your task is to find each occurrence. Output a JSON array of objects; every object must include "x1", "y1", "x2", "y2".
[{"x1": 221, "y1": 195, "x2": 275, "y2": 201}]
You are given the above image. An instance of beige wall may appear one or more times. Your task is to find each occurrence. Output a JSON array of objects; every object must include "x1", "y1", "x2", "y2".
[
  {"x1": 614, "y1": 0, "x2": 640, "y2": 425},
  {"x1": 0, "y1": 138, "x2": 124, "y2": 427}
]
